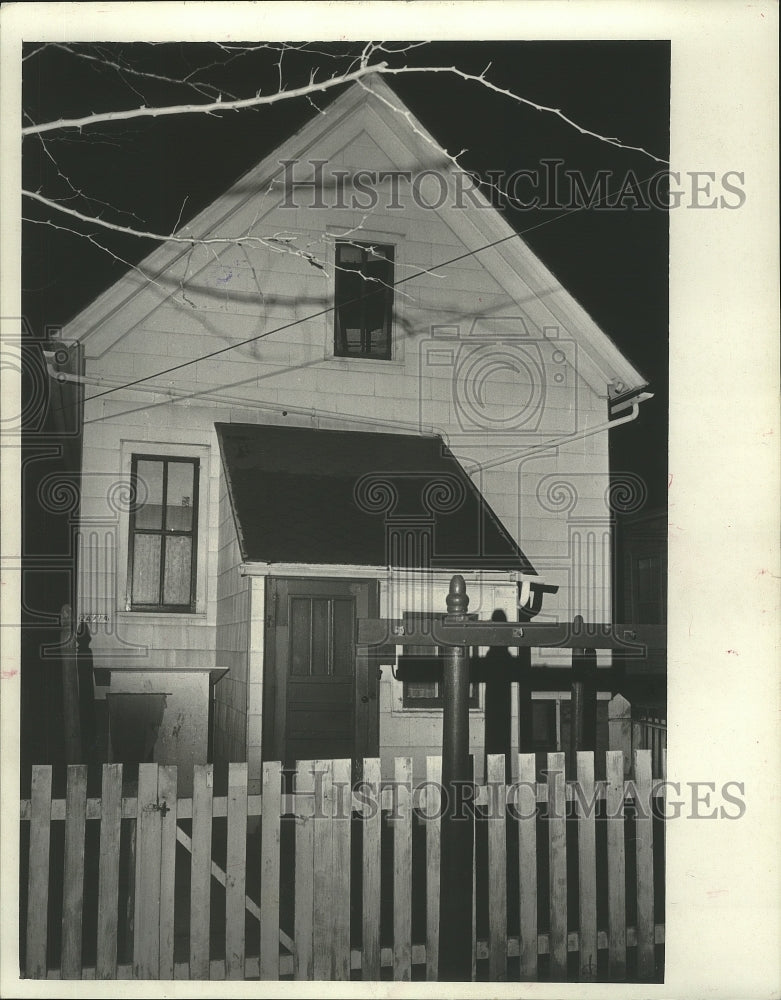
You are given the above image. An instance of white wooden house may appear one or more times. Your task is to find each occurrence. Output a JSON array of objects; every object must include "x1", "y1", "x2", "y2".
[{"x1": 56, "y1": 77, "x2": 650, "y2": 792}]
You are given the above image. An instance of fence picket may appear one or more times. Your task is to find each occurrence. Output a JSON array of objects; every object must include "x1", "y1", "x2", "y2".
[
  {"x1": 361, "y1": 757, "x2": 382, "y2": 981},
  {"x1": 226, "y1": 762, "x2": 248, "y2": 979},
  {"x1": 517, "y1": 753, "x2": 538, "y2": 980},
  {"x1": 190, "y1": 763, "x2": 214, "y2": 980},
  {"x1": 20, "y1": 751, "x2": 665, "y2": 985},
  {"x1": 158, "y1": 765, "x2": 177, "y2": 980},
  {"x1": 313, "y1": 759, "x2": 334, "y2": 979},
  {"x1": 547, "y1": 752, "x2": 567, "y2": 979},
  {"x1": 576, "y1": 752, "x2": 597, "y2": 981},
  {"x1": 26, "y1": 765, "x2": 52, "y2": 978},
  {"x1": 294, "y1": 760, "x2": 315, "y2": 980},
  {"x1": 392, "y1": 756, "x2": 413, "y2": 981},
  {"x1": 259, "y1": 760, "x2": 281, "y2": 980},
  {"x1": 606, "y1": 751, "x2": 627, "y2": 980},
  {"x1": 487, "y1": 754, "x2": 507, "y2": 981},
  {"x1": 61, "y1": 764, "x2": 88, "y2": 979},
  {"x1": 134, "y1": 763, "x2": 162, "y2": 979},
  {"x1": 96, "y1": 763, "x2": 123, "y2": 979},
  {"x1": 425, "y1": 756, "x2": 442, "y2": 981},
  {"x1": 634, "y1": 750, "x2": 655, "y2": 979},
  {"x1": 331, "y1": 758, "x2": 352, "y2": 980}
]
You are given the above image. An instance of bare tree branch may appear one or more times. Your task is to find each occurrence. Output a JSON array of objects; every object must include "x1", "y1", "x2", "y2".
[
  {"x1": 22, "y1": 56, "x2": 668, "y2": 164},
  {"x1": 23, "y1": 190, "x2": 423, "y2": 303},
  {"x1": 22, "y1": 62, "x2": 389, "y2": 136},
  {"x1": 50, "y1": 42, "x2": 243, "y2": 104},
  {"x1": 22, "y1": 43, "x2": 51, "y2": 62},
  {"x1": 24, "y1": 188, "x2": 278, "y2": 247}
]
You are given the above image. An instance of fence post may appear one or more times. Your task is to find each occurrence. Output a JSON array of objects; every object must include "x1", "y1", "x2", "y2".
[
  {"x1": 438, "y1": 575, "x2": 474, "y2": 982},
  {"x1": 608, "y1": 694, "x2": 632, "y2": 777}
]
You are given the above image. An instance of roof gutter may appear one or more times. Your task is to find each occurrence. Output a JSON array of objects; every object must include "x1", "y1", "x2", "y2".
[{"x1": 239, "y1": 562, "x2": 524, "y2": 585}]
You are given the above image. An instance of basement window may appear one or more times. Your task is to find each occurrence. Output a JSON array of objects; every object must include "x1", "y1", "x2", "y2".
[
  {"x1": 127, "y1": 455, "x2": 199, "y2": 612},
  {"x1": 401, "y1": 649, "x2": 480, "y2": 709},
  {"x1": 403, "y1": 678, "x2": 481, "y2": 710},
  {"x1": 334, "y1": 241, "x2": 394, "y2": 359}
]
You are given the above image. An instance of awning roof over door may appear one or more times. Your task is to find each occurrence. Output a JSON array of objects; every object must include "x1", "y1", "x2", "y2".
[{"x1": 215, "y1": 422, "x2": 534, "y2": 574}]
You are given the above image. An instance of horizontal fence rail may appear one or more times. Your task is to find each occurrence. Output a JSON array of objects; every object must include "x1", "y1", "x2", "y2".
[{"x1": 19, "y1": 752, "x2": 665, "y2": 982}]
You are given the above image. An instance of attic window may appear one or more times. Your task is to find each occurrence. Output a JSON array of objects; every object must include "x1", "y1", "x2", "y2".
[{"x1": 334, "y1": 241, "x2": 394, "y2": 360}]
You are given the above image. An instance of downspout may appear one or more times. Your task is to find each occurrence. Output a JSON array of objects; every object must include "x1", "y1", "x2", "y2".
[{"x1": 459, "y1": 395, "x2": 650, "y2": 477}]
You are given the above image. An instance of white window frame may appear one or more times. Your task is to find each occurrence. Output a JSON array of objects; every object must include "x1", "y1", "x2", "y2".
[{"x1": 115, "y1": 439, "x2": 210, "y2": 618}]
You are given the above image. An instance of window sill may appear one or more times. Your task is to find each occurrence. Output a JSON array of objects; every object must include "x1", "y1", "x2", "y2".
[
  {"x1": 395, "y1": 705, "x2": 484, "y2": 717},
  {"x1": 320, "y1": 355, "x2": 405, "y2": 370},
  {"x1": 116, "y1": 609, "x2": 208, "y2": 622}
]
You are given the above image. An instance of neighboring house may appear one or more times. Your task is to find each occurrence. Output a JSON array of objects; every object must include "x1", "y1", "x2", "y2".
[
  {"x1": 615, "y1": 506, "x2": 667, "y2": 707},
  {"x1": 55, "y1": 77, "x2": 652, "y2": 791}
]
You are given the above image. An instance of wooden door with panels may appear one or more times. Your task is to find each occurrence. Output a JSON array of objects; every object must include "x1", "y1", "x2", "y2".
[{"x1": 263, "y1": 577, "x2": 380, "y2": 769}]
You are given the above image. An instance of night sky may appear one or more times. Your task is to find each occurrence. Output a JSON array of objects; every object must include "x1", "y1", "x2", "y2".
[{"x1": 22, "y1": 40, "x2": 669, "y2": 506}]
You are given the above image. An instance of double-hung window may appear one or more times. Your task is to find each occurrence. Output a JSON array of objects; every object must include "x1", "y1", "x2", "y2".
[
  {"x1": 334, "y1": 241, "x2": 394, "y2": 359},
  {"x1": 127, "y1": 455, "x2": 199, "y2": 612}
]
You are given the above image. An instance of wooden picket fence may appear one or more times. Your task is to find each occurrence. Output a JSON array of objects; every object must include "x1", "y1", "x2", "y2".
[
  {"x1": 633, "y1": 712, "x2": 667, "y2": 781},
  {"x1": 19, "y1": 751, "x2": 665, "y2": 982}
]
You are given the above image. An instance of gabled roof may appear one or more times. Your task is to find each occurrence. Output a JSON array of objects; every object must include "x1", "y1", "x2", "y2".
[
  {"x1": 62, "y1": 75, "x2": 646, "y2": 397},
  {"x1": 215, "y1": 421, "x2": 534, "y2": 574}
]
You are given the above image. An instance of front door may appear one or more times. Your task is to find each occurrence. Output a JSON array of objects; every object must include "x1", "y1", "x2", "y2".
[{"x1": 263, "y1": 577, "x2": 380, "y2": 768}]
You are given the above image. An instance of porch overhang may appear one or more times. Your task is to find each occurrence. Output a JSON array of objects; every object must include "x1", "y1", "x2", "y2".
[
  {"x1": 238, "y1": 561, "x2": 525, "y2": 585},
  {"x1": 216, "y1": 422, "x2": 534, "y2": 575}
]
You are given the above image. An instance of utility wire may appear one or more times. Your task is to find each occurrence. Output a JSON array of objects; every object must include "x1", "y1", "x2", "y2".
[
  {"x1": 80, "y1": 230, "x2": 519, "y2": 404},
  {"x1": 49, "y1": 169, "x2": 663, "y2": 416}
]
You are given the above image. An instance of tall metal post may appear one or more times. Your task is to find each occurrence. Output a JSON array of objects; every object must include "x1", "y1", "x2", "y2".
[
  {"x1": 516, "y1": 646, "x2": 533, "y2": 753},
  {"x1": 570, "y1": 645, "x2": 598, "y2": 760},
  {"x1": 60, "y1": 603, "x2": 82, "y2": 764},
  {"x1": 438, "y1": 575, "x2": 474, "y2": 981}
]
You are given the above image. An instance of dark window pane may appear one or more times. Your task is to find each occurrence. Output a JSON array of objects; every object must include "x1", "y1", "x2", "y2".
[
  {"x1": 331, "y1": 598, "x2": 354, "y2": 676},
  {"x1": 337, "y1": 243, "x2": 362, "y2": 264},
  {"x1": 344, "y1": 327, "x2": 363, "y2": 353},
  {"x1": 163, "y1": 535, "x2": 192, "y2": 605},
  {"x1": 531, "y1": 700, "x2": 556, "y2": 748},
  {"x1": 135, "y1": 459, "x2": 164, "y2": 529},
  {"x1": 132, "y1": 534, "x2": 161, "y2": 603},
  {"x1": 166, "y1": 461, "x2": 194, "y2": 531},
  {"x1": 334, "y1": 241, "x2": 394, "y2": 359},
  {"x1": 370, "y1": 326, "x2": 389, "y2": 357},
  {"x1": 310, "y1": 599, "x2": 330, "y2": 675},
  {"x1": 290, "y1": 598, "x2": 312, "y2": 676}
]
